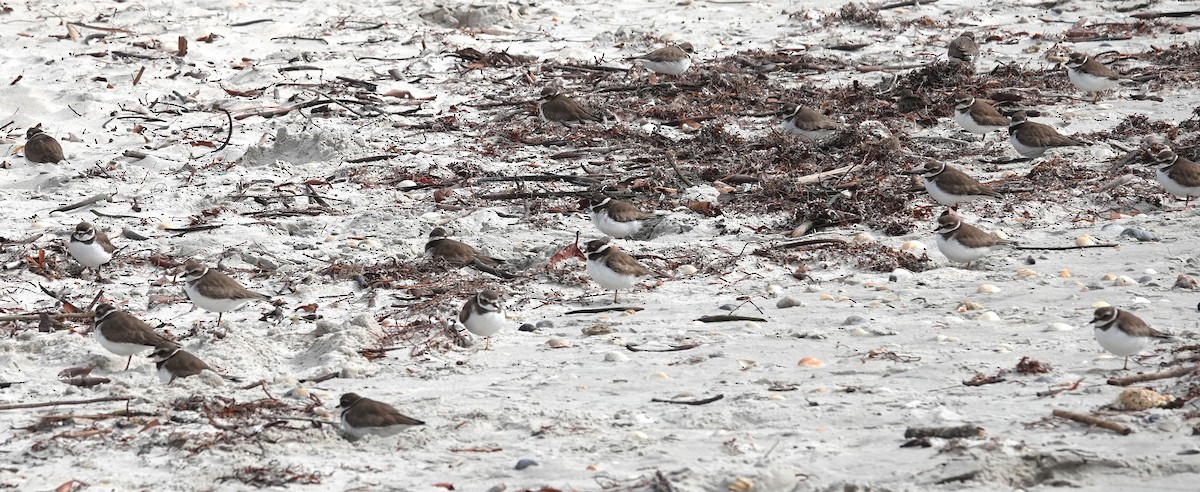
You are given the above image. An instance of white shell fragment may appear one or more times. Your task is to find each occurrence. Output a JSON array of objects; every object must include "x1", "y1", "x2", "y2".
[{"x1": 976, "y1": 284, "x2": 1001, "y2": 294}]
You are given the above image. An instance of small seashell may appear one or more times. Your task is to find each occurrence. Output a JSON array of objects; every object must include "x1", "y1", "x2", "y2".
[
  {"x1": 976, "y1": 311, "x2": 1001, "y2": 322},
  {"x1": 900, "y1": 240, "x2": 925, "y2": 252},
  {"x1": 157, "y1": 222, "x2": 173, "y2": 230},
  {"x1": 976, "y1": 284, "x2": 1000, "y2": 294},
  {"x1": 627, "y1": 431, "x2": 649, "y2": 441},
  {"x1": 604, "y1": 352, "x2": 629, "y2": 362},
  {"x1": 994, "y1": 344, "x2": 1012, "y2": 353},
  {"x1": 852, "y1": 232, "x2": 875, "y2": 245},
  {"x1": 363, "y1": 239, "x2": 379, "y2": 249},
  {"x1": 819, "y1": 293, "x2": 835, "y2": 301},
  {"x1": 396, "y1": 179, "x2": 417, "y2": 188},
  {"x1": 677, "y1": 264, "x2": 698, "y2": 276},
  {"x1": 1114, "y1": 275, "x2": 1137, "y2": 286},
  {"x1": 766, "y1": 284, "x2": 783, "y2": 296},
  {"x1": 1076, "y1": 235, "x2": 1096, "y2": 246},
  {"x1": 798, "y1": 357, "x2": 824, "y2": 368},
  {"x1": 1092, "y1": 300, "x2": 1111, "y2": 308},
  {"x1": 324, "y1": 235, "x2": 336, "y2": 242},
  {"x1": 1044, "y1": 323, "x2": 1075, "y2": 332},
  {"x1": 776, "y1": 296, "x2": 804, "y2": 309},
  {"x1": 547, "y1": 338, "x2": 571, "y2": 348},
  {"x1": 1132, "y1": 297, "x2": 1151, "y2": 305},
  {"x1": 582, "y1": 324, "x2": 615, "y2": 336},
  {"x1": 729, "y1": 477, "x2": 754, "y2": 492},
  {"x1": 1102, "y1": 273, "x2": 1117, "y2": 281},
  {"x1": 1016, "y1": 268, "x2": 1036, "y2": 278},
  {"x1": 345, "y1": 239, "x2": 360, "y2": 248},
  {"x1": 1118, "y1": 387, "x2": 1170, "y2": 411},
  {"x1": 744, "y1": 322, "x2": 761, "y2": 331},
  {"x1": 737, "y1": 358, "x2": 758, "y2": 370},
  {"x1": 957, "y1": 301, "x2": 984, "y2": 312},
  {"x1": 1059, "y1": 268, "x2": 1071, "y2": 278},
  {"x1": 1144, "y1": 268, "x2": 1158, "y2": 275},
  {"x1": 650, "y1": 371, "x2": 670, "y2": 380}
]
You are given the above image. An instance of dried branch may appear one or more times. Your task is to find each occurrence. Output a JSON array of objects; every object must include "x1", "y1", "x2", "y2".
[
  {"x1": 0, "y1": 396, "x2": 132, "y2": 411},
  {"x1": 1051, "y1": 409, "x2": 1132, "y2": 435},
  {"x1": 52, "y1": 193, "x2": 115, "y2": 213},
  {"x1": 651, "y1": 394, "x2": 724, "y2": 405},
  {"x1": 1107, "y1": 365, "x2": 1199, "y2": 386}
]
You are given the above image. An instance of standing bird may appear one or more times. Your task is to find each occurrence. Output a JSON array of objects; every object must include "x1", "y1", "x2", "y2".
[
  {"x1": 584, "y1": 237, "x2": 653, "y2": 303},
  {"x1": 1148, "y1": 148, "x2": 1200, "y2": 207},
  {"x1": 934, "y1": 213, "x2": 1013, "y2": 268},
  {"x1": 93, "y1": 303, "x2": 176, "y2": 370},
  {"x1": 68, "y1": 221, "x2": 116, "y2": 281},
  {"x1": 458, "y1": 289, "x2": 507, "y2": 350},
  {"x1": 628, "y1": 42, "x2": 694, "y2": 82},
  {"x1": 149, "y1": 345, "x2": 240, "y2": 384},
  {"x1": 951, "y1": 93, "x2": 1008, "y2": 140},
  {"x1": 538, "y1": 88, "x2": 604, "y2": 126},
  {"x1": 180, "y1": 259, "x2": 270, "y2": 324},
  {"x1": 1066, "y1": 52, "x2": 1120, "y2": 102},
  {"x1": 589, "y1": 195, "x2": 653, "y2": 239},
  {"x1": 781, "y1": 106, "x2": 843, "y2": 142},
  {"x1": 425, "y1": 227, "x2": 513, "y2": 279},
  {"x1": 24, "y1": 127, "x2": 65, "y2": 164},
  {"x1": 1090, "y1": 306, "x2": 1172, "y2": 370},
  {"x1": 915, "y1": 161, "x2": 1001, "y2": 207},
  {"x1": 947, "y1": 32, "x2": 980, "y2": 66},
  {"x1": 1007, "y1": 112, "x2": 1083, "y2": 159},
  {"x1": 336, "y1": 393, "x2": 425, "y2": 441}
]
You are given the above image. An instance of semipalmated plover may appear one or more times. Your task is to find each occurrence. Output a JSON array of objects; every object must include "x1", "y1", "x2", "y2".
[
  {"x1": 68, "y1": 221, "x2": 115, "y2": 280},
  {"x1": 538, "y1": 88, "x2": 603, "y2": 126},
  {"x1": 1066, "y1": 52, "x2": 1120, "y2": 101},
  {"x1": 584, "y1": 237, "x2": 652, "y2": 303},
  {"x1": 1148, "y1": 148, "x2": 1200, "y2": 207},
  {"x1": 24, "y1": 127, "x2": 64, "y2": 164},
  {"x1": 629, "y1": 42, "x2": 694, "y2": 80},
  {"x1": 93, "y1": 303, "x2": 176, "y2": 370},
  {"x1": 947, "y1": 32, "x2": 979, "y2": 65},
  {"x1": 590, "y1": 195, "x2": 652, "y2": 239},
  {"x1": 934, "y1": 213, "x2": 1012, "y2": 268},
  {"x1": 425, "y1": 227, "x2": 513, "y2": 278},
  {"x1": 916, "y1": 161, "x2": 1001, "y2": 207},
  {"x1": 952, "y1": 93, "x2": 1008, "y2": 138},
  {"x1": 1008, "y1": 111, "x2": 1082, "y2": 158},
  {"x1": 337, "y1": 393, "x2": 425, "y2": 440},
  {"x1": 1090, "y1": 306, "x2": 1172, "y2": 370},
  {"x1": 149, "y1": 345, "x2": 239, "y2": 384},
  {"x1": 781, "y1": 106, "x2": 843, "y2": 141},
  {"x1": 180, "y1": 259, "x2": 270, "y2": 324},
  {"x1": 459, "y1": 289, "x2": 506, "y2": 349}
]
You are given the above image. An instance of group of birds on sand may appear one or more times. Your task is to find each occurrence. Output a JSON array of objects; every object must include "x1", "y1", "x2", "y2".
[{"x1": 16, "y1": 34, "x2": 1193, "y2": 439}]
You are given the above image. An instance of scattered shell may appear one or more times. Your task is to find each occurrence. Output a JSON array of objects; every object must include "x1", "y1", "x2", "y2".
[
  {"x1": 890, "y1": 268, "x2": 913, "y2": 280},
  {"x1": 729, "y1": 477, "x2": 754, "y2": 492},
  {"x1": 852, "y1": 232, "x2": 875, "y2": 245},
  {"x1": 677, "y1": 264, "x2": 698, "y2": 276},
  {"x1": 900, "y1": 240, "x2": 925, "y2": 252},
  {"x1": 1092, "y1": 300, "x2": 1111, "y2": 308},
  {"x1": 766, "y1": 284, "x2": 783, "y2": 297},
  {"x1": 776, "y1": 296, "x2": 804, "y2": 309},
  {"x1": 1101, "y1": 223, "x2": 1125, "y2": 234},
  {"x1": 798, "y1": 357, "x2": 824, "y2": 368},
  {"x1": 934, "y1": 335, "x2": 960, "y2": 343},
  {"x1": 1144, "y1": 268, "x2": 1158, "y2": 275},
  {"x1": 819, "y1": 293, "x2": 835, "y2": 301},
  {"x1": 1114, "y1": 275, "x2": 1137, "y2": 286},
  {"x1": 1044, "y1": 323, "x2": 1075, "y2": 332},
  {"x1": 1059, "y1": 268, "x2": 1071, "y2": 278},
  {"x1": 994, "y1": 344, "x2": 1012, "y2": 353},
  {"x1": 1118, "y1": 387, "x2": 1170, "y2": 411},
  {"x1": 1102, "y1": 273, "x2": 1117, "y2": 281},
  {"x1": 744, "y1": 322, "x2": 761, "y2": 331},
  {"x1": 650, "y1": 372, "x2": 670, "y2": 380},
  {"x1": 976, "y1": 284, "x2": 1000, "y2": 294},
  {"x1": 957, "y1": 301, "x2": 984, "y2": 312},
  {"x1": 976, "y1": 311, "x2": 1001, "y2": 322},
  {"x1": 582, "y1": 324, "x2": 616, "y2": 336},
  {"x1": 1076, "y1": 235, "x2": 1096, "y2": 246},
  {"x1": 547, "y1": 338, "x2": 571, "y2": 348},
  {"x1": 628, "y1": 431, "x2": 649, "y2": 441},
  {"x1": 157, "y1": 222, "x2": 174, "y2": 230},
  {"x1": 1120, "y1": 227, "x2": 1160, "y2": 242},
  {"x1": 604, "y1": 352, "x2": 630, "y2": 362},
  {"x1": 1174, "y1": 275, "x2": 1199, "y2": 290},
  {"x1": 1016, "y1": 268, "x2": 1036, "y2": 278},
  {"x1": 396, "y1": 179, "x2": 417, "y2": 188},
  {"x1": 515, "y1": 459, "x2": 538, "y2": 471},
  {"x1": 737, "y1": 358, "x2": 759, "y2": 370}
]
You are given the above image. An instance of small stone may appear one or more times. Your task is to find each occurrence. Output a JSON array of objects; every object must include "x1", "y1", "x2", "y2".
[
  {"x1": 777, "y1": 296, "x2": 804, "y2": 309},
  {"x1": 957, "y1": 301, "x2": 983, "y2": 312},
  {"x1": 718, "y1": 304, "x2": 737, "y2": 311},
  {"x1": 518, "y1": 323, "x2": 536, "y2": 332},
  {"x1": 819, "y1": 293, "x2": 835, "y2": 301},
  {"x1": 547, "y1": 338, "x2": 571, "y2": 348},
  {"x1": 1138, "y1": 275, "x2": 1154, "y2": 284},
  {"x1": 842, "y1": 315, "x2": 867, "y2": 325},
  {"x1": 1114, "y1": 275, "x2": 1137, "y2": 286},
  {"x1": 900, "y1": 240, "x2": 925, "y2": 252},
  {"x1": 976, "y1": 284, "x2": 1000, "y2": 294},
  {"x1": 677, "y1": 264, "x2": 698, "y2": 276},
  {"x1": 1145, "y1": 268, "x2": 1158, "y2": 275},
  {"x1": 582, "y1": 324, "x2": 615, "y2": 336},
  {"x1": 650, "y1": 372, "x2": 669, "y2": 380},
  {"x1": 1102, "y1": 273, "x2": 1117, "y2": 281},
  {"x1": 852, "y1": 232, "x2": 875, "y2": 244},
  {"x1": 1016, "y1": 268, "x2": 1036, "y2": 278},
  {"x1": 766, "y1": 284, "x2": 783, "y2": 297},
  {"x1": 628, "y1": 431, "x2": 649, "y2": 441},
  {"x1": 515, "y1": 459, "x2": 538, "y2": 470},
  {"x1": 604, "y1": 352, "x2": 630, "y2": 362},
  {"x1": 1025, "y1": 256, "x2": 1036, "y2": 265},
  {"x1": 536, "y1": 320, "x2": 554, "y2": 328},
  {"x1": 1060, "y1": 268, "x2": 1070, "y2": 278}
]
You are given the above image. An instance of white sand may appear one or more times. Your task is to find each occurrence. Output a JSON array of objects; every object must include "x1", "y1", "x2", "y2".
[{"x1": 3, "y1": 0, "x2": 1200, "y2": 490}]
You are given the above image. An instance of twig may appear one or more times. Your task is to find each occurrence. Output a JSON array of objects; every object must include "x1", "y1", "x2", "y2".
[
  {"x1": 1051, "y1": 409, "x2": 1132, "y2": 435},
  {"x1": 565, "y1": 307, "x2": 644, "y2": 315},
  {"x1": 880, "y1": 0, "x2": 938, "y2": 9},
  {"x1": 1131, "y1": 10, "x2": 1200, "y2": 19},
  {"x1": 299, "y1": 372, "x2": 339, "y2": 384},
  {"x1": 475, "y1": 174, "x2": 602, "y2": 187},
  {"x1": 231, "y1": 19, "x2": 273, "y2": 27},
  {"x1": 777, "y1": 238, "x2": 848, "y2": 249},
  {"x1": 1014, "y1": 244, "x2": 1118, "y2": 251},
  {"x1": 478, "y1": 190, "x2": 595, "y2": 200},
  {"x1": 651, "y1": 394, "x2": 724, "y2": 405},
  {"x1": 665, "y1": 152, "x2": 692, "y2": 187},
  {"x1": 52, "y1": 193, "x2": 115, "y2": 213},
  {"x1": 0, "y1": 312, "x2": 94, "y2": 322},
  {"x1": 797, "y1": 165, "x2": 853, "y2": 184},
  {"x1": 166, "y1": 224, "x2": 223, "y2": 235},
  {"x1": 1107, "y1": 365, "x2": 1199, "y2": 386},
  {"x1": 626, "y1": 343, "x2": 700, "y2": 353},
  {"x1": 215, "y1": 108, "x2": 233, "y2": 151},
  {"x1": 696, "y1": 315, "x2": 766, "y2": 323},
  {"x1": 0, "y1": 396, "x2": 131, "y2": 411}
]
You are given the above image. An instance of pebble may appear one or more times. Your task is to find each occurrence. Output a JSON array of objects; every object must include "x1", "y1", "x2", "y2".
[
  {"x1": 852, "y1": 232, "x2": 875, "y2": 244},
  {"x1": 628, "y1": 431, "x2": 649, "y2": 441},
  {"x1": 1059, "y1": 268, "x2": 1071, "y2": 278},
  {"x1": 976, "y1": 284, "x2": 1000, "y2": 294},
  {"x1": 1100, "y1": 223, "x2": 1125, "y2": 234},
  {"x1": 934, "y1": 334, "x2": 960, "y2": 343},
  {"x1": 547, "y1": 338, "x2": 571, "y2": 348},
  {"x1": 957, "y1": 301, "x2": 983, "y2": 312},
  {"x1": 737, "y1": 358, "x2": 759, "y2": 370},
  {"x1": 1114, "y1": 275, "x2": 1137, "y2": 286},
  {"x1": 842, "y1": 315, "x2": 867, "y2": 325},
  {"x1": 515, "y1": 459, "x2": 538, "y2": 471},
  {"x1": 776, "y1": 296, "x2": 804, "y2": 309},
  {"x1": 396, "y1": 179, "x2": 417, "y2": 188},
  {"x1": 718, "y1": 304, "x2": 738, "y2": 311},
  {"x1": 1016, "y1": 268, "x2": 1036, "y2": 278},
  {"x1": 1138, "y1": 275, "x2": 1154, "y2": 284},
  {"x1": 677, "y1": 264, "x2": 698, "y2": 276},
  {"x1": 976, "y1": 311, "x2": 1001, "y2": 322},
  {"x1": 536, "y1": 320, "x2": 554, "y2": 328},
  {"x1": 1144, "y1": 268, "x2": 1158, "y2": 275},
  {"x1": 518, "y1": 323, "x2": 536, "y2": 332},
  {"x1": 1120, "y1": 227, "x2": 1160, "y2": 242},
  {"x1": 819, "y1": 293, "x2": 835, "y2": 301},
  {"x1": 1076, "y1": 235, "x2": 1096, "y2": 246},
  {"x1": 1044, "y1": 323, "x2": 1075, "y2": 332},
  {"x1": 1025, "y1": 256, "x2": 1036, "y2": 265},
  {"x1": 889, "y1": 268, "x2": 913, "y2": 281}
]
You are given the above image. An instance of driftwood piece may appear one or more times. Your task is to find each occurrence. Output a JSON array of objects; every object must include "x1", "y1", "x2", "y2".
[
  {"x1": 651, "y1": 394, "x2": 724, "y2": 405},
  {"x1": 1131, "y1": 10, "x2": 1200, "y2": 19},
  {"x1": 626, "y1": 343, "x2": 700, "y2": 353},
  {"x1": 52, "y1": 193, "x2": 115, "y2": 213},
  {"x1": 696, "y1": 315, "x2": 766, "y2": 323},
  {"x1": 881, "y1": 0, "x2": 938, "y2": 9},
  {"x1": 0, "y1": 312, "x2": 94, "y2": 322},
  {"x1": 565, "y1": 307, "x2": 644, "y2": 315},
  {"x1": 1051, "y1": 409, "x2": 1132, "y2": 435},
  {"x1": 904, "y1": 425, "x2": 985, "y2": 439},
  {"x1": 1107, "y1": 365, "x2": 1199, "y2": 386},
  {"x1": 0, "y1": 396, "x2": 131, "y2": 411},
  {"x1": 1015, "y1": 243, "x2": 1119, "y2": 251}
]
